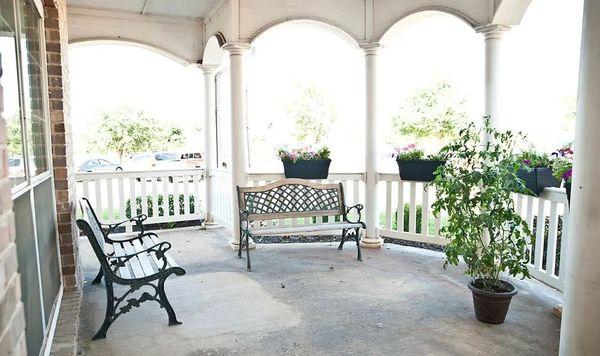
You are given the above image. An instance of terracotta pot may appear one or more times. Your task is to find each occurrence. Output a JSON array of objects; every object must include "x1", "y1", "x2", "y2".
[{"x1": 468, "y1": 279, "x2": 517, "y2": 324}]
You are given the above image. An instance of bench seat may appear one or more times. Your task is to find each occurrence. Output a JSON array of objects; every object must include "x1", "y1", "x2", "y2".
[
  {"x1": 249, "y1": 222, "x2": 363, "y2": 236},
  {"x1": 109, "y1": 234, "x2": 179, "y2": 280}
]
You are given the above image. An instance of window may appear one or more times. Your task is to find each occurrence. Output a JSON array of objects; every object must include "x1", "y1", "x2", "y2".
[
  {"x1": 19, "y1": 0, "x2": 48, "y2": 177},
  {"x1": 1, "y1": 0, "x2": 27, "y2": 188}
]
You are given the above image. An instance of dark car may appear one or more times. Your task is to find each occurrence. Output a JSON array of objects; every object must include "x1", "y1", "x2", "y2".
[{"x1": 78, "y1": 159, "x2": 122, "y2": 173}]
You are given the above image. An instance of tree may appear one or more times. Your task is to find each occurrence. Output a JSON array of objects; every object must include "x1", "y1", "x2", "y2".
[
  {"x1": 285, "y1": 83, "x2": 336, "y2": 145},
  {"x1": 5, "y1": 114, "x2": 23, "y2": 157},
  {"x1": 390, "y1": 81, "x2": 468, "y2": 145},
  {"x1": 87, "y1": 107, "x2": 185, "y2": 162}
]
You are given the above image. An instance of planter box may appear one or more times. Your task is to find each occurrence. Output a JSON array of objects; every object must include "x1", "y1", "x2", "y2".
[
  {"x1": 397, "y1": 159, "x2": 444, "y2": 182},
  {"x1": 282, "y1": 159, "x2": 331, "y2": 179},
  {"x1": 565, "y1": 182, "x2": 571, "y2": 206},
  {"x1": 516, "y1": 167, "x2": 560, "y2": 196}
]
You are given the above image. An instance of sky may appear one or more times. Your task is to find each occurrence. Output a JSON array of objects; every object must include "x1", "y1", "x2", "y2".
[{"x1": 68, "y1": 0, "x2": 584, "y2": 171}]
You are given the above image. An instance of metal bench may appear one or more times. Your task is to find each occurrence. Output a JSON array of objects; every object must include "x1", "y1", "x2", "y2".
[
  {"x1": 79, "y1": 197, "x2": 150, "y2": 285},
  {"x1": 77, "y1": 202, "x2": 185, "y2": 340},
  {"x1": 237, "y1": 178, "x2": 365, "y2": 270}
]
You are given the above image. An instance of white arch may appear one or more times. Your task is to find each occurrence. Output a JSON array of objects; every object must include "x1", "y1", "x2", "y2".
[
  {"x1": 202, "y1": 33, "x2": 227, "y2": 66},
  {"x1": 249, "y1": 18, "x2": 361, "y2": 48},
  {"x1": 69, "y1": 38, "x2": 191, "y2": 66},
  {"x1": 378, "y1": 6, "x2": 478, "y2": 42}
]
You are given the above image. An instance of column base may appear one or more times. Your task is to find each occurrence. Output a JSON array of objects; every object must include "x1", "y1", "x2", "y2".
[
  {"x1": 229, "y1": 238, "x2": 257, "y2": 250},
  {"x1": 360, "y1": 236, "x2": 384, "y2": 248}
]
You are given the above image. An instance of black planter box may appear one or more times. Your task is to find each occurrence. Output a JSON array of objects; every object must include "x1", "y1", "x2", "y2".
[
  {"x1": 565, "y1": 182, "x2": 571, "y2": 206},
  {"x1": 397, "y1": 159, "x2": 444, "y2": 182},
  {"x1": 516, "y1": 167, "x2": 560, "y2": 196},
  {"x1": 282, "y1": 159, "x2": 331, "y2": 179}
]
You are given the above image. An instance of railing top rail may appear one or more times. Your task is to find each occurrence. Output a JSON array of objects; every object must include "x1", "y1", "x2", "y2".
[
  {"x1": 246, "y1": 172, "x2": 365, "y2": 181},
  {"x1": 75, "y1": 168, "x2": 205, "y2": 180}
]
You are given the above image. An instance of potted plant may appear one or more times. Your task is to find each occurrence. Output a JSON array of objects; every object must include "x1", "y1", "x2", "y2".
[
  {"x1": 393, "y1": 144, "x2": 445, "y2": 182},
  {"x1": 515, "y1": 150, "x2": 560, "y2": 195},
  {"x1": 431, "y1": 118, "x2": 533, "y2": 324},
  {"x1": 552, "y1": 147, "x2": 574, "y2": 206},
  {"x1": 278, "y1": 146, "x2": 331, "y2": 179}
]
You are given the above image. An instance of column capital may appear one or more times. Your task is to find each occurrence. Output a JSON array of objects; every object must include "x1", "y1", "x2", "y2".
[
  {"x1": 200, "y1": 64, "x2": 219, "y2": 75},
  {"x1": 475, "y1": 24, "x2": 511, "y2": 39},
  {"x1": 359, "y1": 42, "x2": 381, "y2": 56},
  {"x1": 222, "y1": 42, "x2": 251, "y2": 55}
]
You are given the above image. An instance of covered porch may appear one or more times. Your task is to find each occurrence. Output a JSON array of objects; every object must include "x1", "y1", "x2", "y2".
[{"x1": 76, "y1": 228, "x2": 561, "y2": 355}]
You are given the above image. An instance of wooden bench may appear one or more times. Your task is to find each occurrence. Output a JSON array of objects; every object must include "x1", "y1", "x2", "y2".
[
  {"x1": 237, "y1": 179, "x2": 365, "y2": 270},
  {"x1": 77, "y1": 201, "x2": 185, "y2": 340}
]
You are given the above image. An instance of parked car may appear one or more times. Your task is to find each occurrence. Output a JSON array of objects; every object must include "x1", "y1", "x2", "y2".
[
  {"x1": 180, "y1": 152, "x2": 204, "y2": 168},
  {"x1": 126, "y1": 152, "x2": 182, "y2": 171},
  {"x1": 8, "y1": 156, "x2": 25, "y2": 178},
  {"x1": 78, "y1": 159, "x2": 122, "y2": 173}
]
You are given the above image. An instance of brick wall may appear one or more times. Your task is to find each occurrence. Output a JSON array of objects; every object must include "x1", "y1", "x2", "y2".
[
  {"x1": 44, "y1": 0, "x2": 80, "y2": 291},
  {"x1": 0, "y1": 59, "x2": 27, "y2": 356}
]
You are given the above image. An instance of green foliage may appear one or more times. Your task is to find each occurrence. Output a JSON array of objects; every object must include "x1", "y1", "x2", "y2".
[
  {"x1": 379, "y1": 204, "x2": 425, "y2": 233},
  {"x1": 393, "y1": 144, "x2": 424, "y2": 161},
  {"x1": 391, "y1": 81, "x2": 467, "y2": 143},
  {"x1": 277, "y1": 146, "x2": 331, "y2": 163},
  {"x1": 125, "y1": 194, "x2": 195, "y2": 218},
  {"x1": 87, "y1": 107, "x2": 185, "y2": 162},
  {"x1": 516, "y1": 150, "x2": 553, "y2": 168},
  {"x1": 431, "y1": 117, "x2": 532, "y2": 291},
  {"x1": 6, "y1": 114, "x2": 23, "y2": 157},
  {"x1": 285, "y1": 83, "x2": 336, "y2": 145},
  {"x1": 552, "y1": 157, "x2": 573, "y2": 183}
]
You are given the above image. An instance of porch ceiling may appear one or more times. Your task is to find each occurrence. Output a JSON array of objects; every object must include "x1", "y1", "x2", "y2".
[{"x1": 67, "y1": 0, "x2": 218, "y2": 18}]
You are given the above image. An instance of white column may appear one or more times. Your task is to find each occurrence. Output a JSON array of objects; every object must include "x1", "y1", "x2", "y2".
[
  {"x1": 560, "y1": 1, "x2": 600, "y2": 354},
  {"x1": 222, "y1": 42, "x2": 255, "y2": 249},
  {"x1": 477, "y1": 24, "x2": 510, "y2": 134},
  {"x1": 360, "y1": 43, "x2": 383, "y2": 248},
  {"x1": 200, "y1": 65, "x2": 218, "y2": 223}
]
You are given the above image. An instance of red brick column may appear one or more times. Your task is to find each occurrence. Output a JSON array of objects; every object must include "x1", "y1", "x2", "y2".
[
  {"x1": 0, "y1": 51, "x2": 27, "y2": 356},
  {"x1": 44, "y1": 0, "x2": 80, "y2": 291}
]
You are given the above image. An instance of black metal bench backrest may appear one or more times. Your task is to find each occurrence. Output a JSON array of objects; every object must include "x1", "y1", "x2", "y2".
[
  {"x1": 76, "y1": 215, "x2": 113, "y2": 277},
  {"x1": 80, "y1": 201, "x2": 107, "y2": 251},
  {"x1": 237, "y1": 178, "x2": 345, "y2": 221}
]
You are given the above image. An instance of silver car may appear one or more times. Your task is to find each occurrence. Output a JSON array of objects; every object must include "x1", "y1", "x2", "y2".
[{"x1": 78, "y1": 159, "x2": 123, "y2": 173}]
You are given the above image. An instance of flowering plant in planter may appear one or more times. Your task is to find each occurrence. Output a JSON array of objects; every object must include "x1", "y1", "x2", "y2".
[
  {"x1": 431, "y1": 117, "x2": 532, "y2": 324},
  {"x1": 277, "y1": 146, "x2": 331, "y2": 179},
  {"x1": 393, "y1": 144, "x2": 445, "y2": 182},
  {"x1": 514, "y1": 150, "x2": 560, "y2": 196},
  {"x1": 552, "y1": 147, "x2": 574, "y2": 204}
]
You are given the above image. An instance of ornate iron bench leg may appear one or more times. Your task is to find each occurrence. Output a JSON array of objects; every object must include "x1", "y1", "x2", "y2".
[
  {"x1": 238, "y1": 228, "x2": 243, "y2": 259},
  {"x1": 338, "y1": 229, "x2": 348, "y2": 250},
  {"x1": 246, "y1": 232, "x2": 252, "y2": 271},
  {"x1": 157, "y1": 277, "x2": 182, "y2": 326},
  {"x1": 355, "y1": 227, "x2": 362, "y2": 261},
  {"x1": 93, "y1": 280, "x2": 116, "y2": 340},
  {"x1": 92, "y1": 267, "x2": 103, "y2": 285}
]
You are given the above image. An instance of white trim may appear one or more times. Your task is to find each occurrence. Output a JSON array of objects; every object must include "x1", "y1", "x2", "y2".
[{"x1": 40, "y1": 284, "x2": 64, "y2": 356}]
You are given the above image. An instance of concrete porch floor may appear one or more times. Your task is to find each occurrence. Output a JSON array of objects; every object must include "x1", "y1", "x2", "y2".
[{"x1": 77, "y1": 228, "x2": 561, "y2": 355}]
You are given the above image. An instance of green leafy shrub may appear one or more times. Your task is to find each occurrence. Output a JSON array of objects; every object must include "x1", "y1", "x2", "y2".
[
  {"x1": 432, "y1": 117, "x2": 533, "y2": 292},
  {"x1": 379, "y1": 204, "x2": 425, "y2": 233},
  {"x1": 278, "y1": 146, "x2": 331, "y2": 163},
  {"x1": 125, "y1": 194, "x2": 195, "y2": 218},
  {"x1": 516, "y1": 150, "x2": 553, "y2": 168}
]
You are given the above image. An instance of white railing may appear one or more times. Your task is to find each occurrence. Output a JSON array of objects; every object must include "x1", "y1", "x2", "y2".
[
  {"x1": 211, "y1": 168, "x2": 233, "y2": 227},
  {"x1": 377, "y1": 173, "x2": 448, "y2": 246},
  {"x1": 514, "y1": 187, "x2": 569, "y2": 291},
  {"x1": 75, "y1": 168, "x2": 205, "y2": 233},
  {"x1": 376, "y1": 173, "x2": 569, "y2": 291}
]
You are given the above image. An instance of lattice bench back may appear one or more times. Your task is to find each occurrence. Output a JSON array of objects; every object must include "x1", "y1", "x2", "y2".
[{"x1": 237, "y1": 179, "x2": 345, "y2": 221}]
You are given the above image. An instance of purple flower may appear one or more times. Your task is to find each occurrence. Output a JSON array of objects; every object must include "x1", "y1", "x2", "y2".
[
  {"x1": 522, "y1": 159, "x2": 531, "y2": 166},
  {"x1": 562, "y1": 169, "x2": 573, "y2": 180}
]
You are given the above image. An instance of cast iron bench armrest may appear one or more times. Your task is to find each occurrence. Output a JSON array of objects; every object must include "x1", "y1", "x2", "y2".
[
  {"x1": 344, "y1": 204, "x2": 365, "y2": 226},
  {"x1": 103, "y1": 214, "x2": 148, "y2": 235},
  {"x1": 106, "y1": 241, "x2": 173, "y2": 271},
  {"x1": 109, "y1": 231, "x2": 164, "y2": 245}
]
